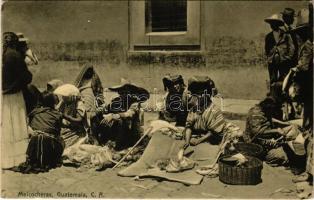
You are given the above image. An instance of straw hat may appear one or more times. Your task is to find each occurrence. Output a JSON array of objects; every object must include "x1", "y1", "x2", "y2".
[
  {"x1": 108, "y1": 78, "x2": 150, "y2": 101},
  {"x1": 264, "y1": 14, "x2": 284, "y2": 25}
]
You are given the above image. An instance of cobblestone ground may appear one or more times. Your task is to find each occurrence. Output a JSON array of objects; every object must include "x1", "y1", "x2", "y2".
[{"x1": 0, "y1": 113, "x2": 300, "y2": 199}]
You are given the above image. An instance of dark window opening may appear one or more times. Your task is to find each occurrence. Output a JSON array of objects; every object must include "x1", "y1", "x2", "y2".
[{"x1": 146, "y1": 0, "x2": 187, "y2": 32}]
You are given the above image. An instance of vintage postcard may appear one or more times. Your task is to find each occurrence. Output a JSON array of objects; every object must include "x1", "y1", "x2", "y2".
[{"x1": 1, "y1": 0, "x2": 313, "y2": 199}]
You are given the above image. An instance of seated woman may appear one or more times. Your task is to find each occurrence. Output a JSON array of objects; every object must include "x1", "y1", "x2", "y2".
[
  {"x1": 92, "y1": 80, "x2": 149, "y2": 150},
  {"x1": 54, "y1": 84, "x2": 87, "y2": 148},
  {"x1": 16, "y1": 91, "x2": 64, "y2": 173},
  {"x1": 159, "y1": 75, "x2": 188, "y2": 127},
  {"x1": 243, "y1": 96, "x2": 303, "y2": 168},
  {"x1": 74, "y1": 64, "x2": 105, "y2": 123},
  {"x1": 182, "y1": 76, "x2": 239, "y2": 147}
]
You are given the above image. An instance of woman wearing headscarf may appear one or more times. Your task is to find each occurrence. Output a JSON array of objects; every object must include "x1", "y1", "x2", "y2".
[
  {"x1": 54, "y1": 84, "x2": 87, "y2": 148},
  {"x1": 244, "y1": 96, "x2": 302, "y2": 168},
  {"x1": 92, "y1": 79, "x2": 149, "y2": 150},
  {"x1": 74, "y1": 64, "x2": 105, "y2": 127},
  {"x1": 182, "y1": 76, "x2": 242, "y2": 148},
  {"x1": 2, "y1": 32, "x2": 33, "y2": 169},
  {"x1": 159, "y1": 75, "x2": 188, "y2": 127},
  {"x1": 15, "y1": 92, "x2": 64, "y2": 173}
]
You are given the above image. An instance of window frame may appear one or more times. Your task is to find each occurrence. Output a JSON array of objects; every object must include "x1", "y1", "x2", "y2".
[{"x1": 129, "y1": 0, "x2": 201, "y2": 50}]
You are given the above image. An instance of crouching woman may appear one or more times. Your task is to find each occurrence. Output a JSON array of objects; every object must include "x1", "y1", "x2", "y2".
[
  {"x1": 92, "y1": 81, "x2": 149, "y2": 150},
  {"x1": 182, "y1": 76, "x2": 242, "y2": 148},
  {"x1": 243, "y1": 96, "x2": 301, "y2": 167},
  {"x1": 17, "y1": 92, "x2": 64, "y2": 173}
]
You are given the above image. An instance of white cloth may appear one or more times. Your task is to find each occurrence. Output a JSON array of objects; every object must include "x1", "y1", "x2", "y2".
[
  {"x1": 54, "y1": 84, "x2": 80, "y2": 97},
  {"x1": 1, "y1": 91, "x2": 29, "y2": 168}
]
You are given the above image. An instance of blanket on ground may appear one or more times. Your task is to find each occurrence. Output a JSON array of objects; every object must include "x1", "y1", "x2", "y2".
[{"x1": 118, "y1": 131, "x2": 219, "y2": 185}]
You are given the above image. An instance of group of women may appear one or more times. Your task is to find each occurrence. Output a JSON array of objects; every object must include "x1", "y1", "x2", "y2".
[{"x1": 1, "y1": 32, "x2": 149, "y2": 173}]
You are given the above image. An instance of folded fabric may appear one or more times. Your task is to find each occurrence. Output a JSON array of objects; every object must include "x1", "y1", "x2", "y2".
[
  {"x1": 165, "y1": 157, "x2": 195, "y2": 173},
  {"x1": 62, "y1": 137, "x2": 116, "y2": 170},
  {"x1": 283, "y1": 124, "x2": 301, "y2": 141},
  {"x1": 221, "y1": 153, "x2": 248, "y2": 166},
  {"x1": 54, "y1": 84, "x2": 80, "y2": 97},
  {"x1": 287, "y1": 133, "x2": 306, "y2": 156}
]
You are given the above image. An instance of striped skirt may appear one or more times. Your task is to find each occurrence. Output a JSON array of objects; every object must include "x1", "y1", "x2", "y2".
[{"x1": 1, "y1": 91, "x2": 29, "y2": 169}]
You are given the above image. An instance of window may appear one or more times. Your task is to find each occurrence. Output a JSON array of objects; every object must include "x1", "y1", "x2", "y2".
[
  {"x1": 129, "y1": 0, "x2": 200, "y2": 50},
  {"x1": 145, "y1": 0, "x2": 187, "y2": 33}
]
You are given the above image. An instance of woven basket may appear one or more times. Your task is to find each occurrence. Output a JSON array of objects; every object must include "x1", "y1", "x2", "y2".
[
  {"x1": 225, "y1": 142, "x2": 264, "y2": 158},
  {"x1": 219, "y1": 156, "x2": 263, "y2": 185}
]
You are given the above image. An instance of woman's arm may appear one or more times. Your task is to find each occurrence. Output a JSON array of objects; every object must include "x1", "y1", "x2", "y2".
[
  {"x1": 190, "y1": 131, "x2": 212, "y2": 146},
  {"x1": 118, "y1": 109, "x2": 136, "y2": 119},
  {"x1": 272, "y1": 118, "x2": 291, "y2": 126},
  {"x1": 263, "y1": 128, "x2": 285, "y2": 135},
  {"x1": 63, "y1": 112, "x2": 83, "y2": 123},
  {"x1": 182, "y1": 128, "x2": 192, "y2": 148}
]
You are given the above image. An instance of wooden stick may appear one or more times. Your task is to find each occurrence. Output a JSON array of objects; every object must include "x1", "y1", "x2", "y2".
[{"x1": 112, "y1": 127, "x2": 152, "y2": 169}]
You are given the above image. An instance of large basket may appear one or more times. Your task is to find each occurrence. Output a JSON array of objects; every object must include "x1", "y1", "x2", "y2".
[
  {"x1": 225, "y1": 142, "x2": 264, "y2": 158},
  {"x1": 219, "y1": 156, "x2": 263, "y2": 185}
]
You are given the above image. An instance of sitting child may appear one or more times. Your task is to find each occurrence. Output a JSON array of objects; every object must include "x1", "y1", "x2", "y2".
[{"x1": 16, "y1": 91, "x2": 64, "y2": 173}]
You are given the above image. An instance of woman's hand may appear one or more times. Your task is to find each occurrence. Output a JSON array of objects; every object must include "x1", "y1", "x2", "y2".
[
  {"x1": 190, "y1": 138, "x2": 201, "y2": 146},
  {"x1": 100, "y1": 114, "x2": 113, "y2": 125}
]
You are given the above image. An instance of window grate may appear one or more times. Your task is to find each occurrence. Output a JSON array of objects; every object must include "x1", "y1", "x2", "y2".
[{"x1": 146, "y1": 0, "x2": 187, "y2": 33}]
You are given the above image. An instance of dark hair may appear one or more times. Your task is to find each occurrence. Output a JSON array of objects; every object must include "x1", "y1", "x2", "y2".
[
  {"x1": 42, "y1": 91, "x2": 57, "y2": 108},
  {"x1": 259, "y1": 96, "x2": 277, "y2": 113},
  {"x1": 3, "y1": 32, "x2": 19, "y2": 52}
]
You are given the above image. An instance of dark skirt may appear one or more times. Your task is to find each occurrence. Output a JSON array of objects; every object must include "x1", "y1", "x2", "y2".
[
  {"x1": 14, "y1": 133, "x2": 64, "y2": 173},
  {"x1": 91, "y1": 115, "x2": 140, "y2": 150}
]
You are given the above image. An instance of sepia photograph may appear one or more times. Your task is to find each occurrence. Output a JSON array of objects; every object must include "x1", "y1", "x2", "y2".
[{"x1": 1, "y1": 0, "x2": 313, "y2": 199}]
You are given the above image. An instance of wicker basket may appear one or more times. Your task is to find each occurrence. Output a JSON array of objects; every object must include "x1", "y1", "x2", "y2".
[
  {"x1": 219, "y1": 156, "x2": 263, "y2": 185},
  {"x1": 225, "y1": 142, "x2": 264, "y2": 158}
]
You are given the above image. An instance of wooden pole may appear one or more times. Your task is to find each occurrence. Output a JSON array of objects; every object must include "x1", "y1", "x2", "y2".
[{"x1": 112, "y1": 127, "x2": 152, "y2": 169}]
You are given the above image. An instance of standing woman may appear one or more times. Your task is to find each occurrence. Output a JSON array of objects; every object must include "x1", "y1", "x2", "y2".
[{"x1": 2, "y1": 32, "x2": 33, "y2": 169}]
